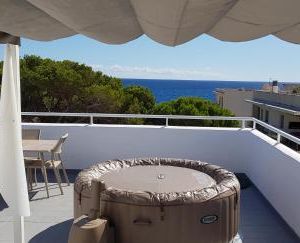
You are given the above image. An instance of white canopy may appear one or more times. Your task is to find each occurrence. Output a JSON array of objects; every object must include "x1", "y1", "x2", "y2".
[
  {"x1": 1, "y1": 0, "x2": 300, "y2": 46},
  {"x1": 0, "y1": 44, "x2": 29, "y2": 243},
  {"x1": 0, "y1": 45, "x2": 28, "y2": 216}
]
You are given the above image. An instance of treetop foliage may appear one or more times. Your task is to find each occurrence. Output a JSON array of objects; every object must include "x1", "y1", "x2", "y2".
[{"x1": 0, "y1": 55, "x2": 237, "y2": 126}]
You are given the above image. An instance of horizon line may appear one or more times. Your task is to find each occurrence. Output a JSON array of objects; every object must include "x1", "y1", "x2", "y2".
[{"x1": 119, "y1": 77, "x2": 300, "y2": 83}]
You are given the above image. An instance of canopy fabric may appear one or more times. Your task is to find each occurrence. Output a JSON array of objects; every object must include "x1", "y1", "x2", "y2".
[
  {"x1": 0, "y1": 0, "x2": 300, "y2": 46},
  {"x1": 0, "y1": 44, "x2": 30, "y2": 217},
  {"x1": 0, "y1": 32, "x2": 20, "y2": 45}
]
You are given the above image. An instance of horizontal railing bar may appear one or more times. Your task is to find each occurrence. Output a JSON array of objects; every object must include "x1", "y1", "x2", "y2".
[
  {"x1": 21, "y1": 112, "x2": 250, "y2": 121},
  {"x1": 21, "y1": 112, "x2": 300, "y2": 146}
]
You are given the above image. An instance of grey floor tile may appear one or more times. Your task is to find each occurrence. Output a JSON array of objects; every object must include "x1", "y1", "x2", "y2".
[{"x1": 0, "y1": 171, "x2": 299, "y2": 243}]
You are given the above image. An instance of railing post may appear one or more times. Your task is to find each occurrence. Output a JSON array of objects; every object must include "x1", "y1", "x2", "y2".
[
  {"x1": 253, "y1": 121, "x2": 256, "y2": 129},
  {"x1": 241, "y1": 120, "x2": 246, "y2": 129},
  {"x1": 90, "y1": 115, "x2": 93, "y2": 125},
  {"x1": 277, "y1": 134, "x2": 281, "y2": 143},
  {"x1": 165, "y1": 117, "x2": 169, "y2": 127}
]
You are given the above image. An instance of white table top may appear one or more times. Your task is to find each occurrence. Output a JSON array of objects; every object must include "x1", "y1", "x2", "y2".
[{"x1": 22, "y1": 139, "x2": 58, "y2": 152}]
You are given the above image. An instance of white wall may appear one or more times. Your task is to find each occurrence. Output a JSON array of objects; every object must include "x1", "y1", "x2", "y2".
[
  {"x1": 216, "y1": 90, "x2": 254, "y2": 117},
  {"x1": 23, "y1": 123, "x2": 250, "y2": 171},
  {"x1": 243, "y1": 130, "x2": 300, "y2": 237},
  {"x1": 23, "y1": 123, "x2": 300, "y2": 237}
]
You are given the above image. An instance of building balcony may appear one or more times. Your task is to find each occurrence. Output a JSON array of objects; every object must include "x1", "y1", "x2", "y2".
[{"x1": 1, "y1": 113, "x2": 300, "y2": 242}]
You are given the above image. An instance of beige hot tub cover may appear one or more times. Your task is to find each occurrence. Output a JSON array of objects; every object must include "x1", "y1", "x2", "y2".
[
  {"x1": 1, "y1": 0, "x2": 300, "y2": 46},
  {"x1": 74, "y1": 158, "x2": 240, "y2": 217}
]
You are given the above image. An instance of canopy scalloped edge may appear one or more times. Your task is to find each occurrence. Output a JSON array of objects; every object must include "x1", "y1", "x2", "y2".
[{"x1": 1, "y1": 0, "x2": 300, "y2": 46}]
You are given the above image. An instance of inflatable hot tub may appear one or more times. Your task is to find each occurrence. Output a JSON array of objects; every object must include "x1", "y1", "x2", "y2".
[{"x1": 74, "y1": 158, "x2": 240, "y2": 243}]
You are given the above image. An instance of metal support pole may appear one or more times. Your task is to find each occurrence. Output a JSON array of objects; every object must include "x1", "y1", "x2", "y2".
[
  {"x1": 277, "y1": 134, "x2": 281, "y2": 143},
  {"x1": 165, "y1": 118, "x2": 169, "y2": 127},
  {"x1": 90, "y1": 115, "x2": 93, "y2": 125},
  {"x1": 13, "y1": 216, "x2": 25, "y2": 243}
]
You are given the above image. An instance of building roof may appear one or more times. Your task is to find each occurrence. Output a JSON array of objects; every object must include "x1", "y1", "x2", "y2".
[
  {"x1": 246, "y1": 99, "x2": 300, "y2": 116},
  {"x1": 215, "y1": 88, "x2": 254, "y2": 94}
]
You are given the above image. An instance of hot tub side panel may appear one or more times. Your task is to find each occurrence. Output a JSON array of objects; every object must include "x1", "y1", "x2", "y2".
[
  {"x1": 74, "y1": 187, "x2": 92, "y2": 218},
  {"x1": 100, "y1": 194, "x2": 239, "y2": 243}
]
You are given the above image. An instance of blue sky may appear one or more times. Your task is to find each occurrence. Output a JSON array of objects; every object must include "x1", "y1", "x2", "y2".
[{"x1": 1, "y1": 34, "x2": 300, "y2": 82}]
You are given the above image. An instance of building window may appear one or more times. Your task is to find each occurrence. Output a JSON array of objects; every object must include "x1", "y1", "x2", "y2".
[
  {"x1": 260, "y1": 108, "x2": 264, "y2": 121},
  {"x1": 265, "y1": 110, "x2": 269, "y2": 123},
  {"x1": 280, "y1": 115, "x2": 284, "y2": 129},
  {"x1": 289, "y1": 122, "x2": 300, "y2": 129},
  {"x1": 255, "y1": 107, "x2": 260, "y2": 119}
]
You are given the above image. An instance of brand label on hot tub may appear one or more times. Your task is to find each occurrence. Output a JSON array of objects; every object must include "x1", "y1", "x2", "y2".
[{"x1": 200, "y1": 215, "x2": 218, "y2": 224}]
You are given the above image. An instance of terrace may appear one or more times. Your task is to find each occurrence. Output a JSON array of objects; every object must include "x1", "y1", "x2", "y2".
[
  {"x1": 2, "y1": 1, "x2": 300, "y2": 242},
  {"x1": 1, "y1": 113, "x2": 300, "y2": 242}
]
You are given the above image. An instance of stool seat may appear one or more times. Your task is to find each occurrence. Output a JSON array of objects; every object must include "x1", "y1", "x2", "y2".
[{"x1": 68, "y1": 215, "x2": 114, "y2": 243}]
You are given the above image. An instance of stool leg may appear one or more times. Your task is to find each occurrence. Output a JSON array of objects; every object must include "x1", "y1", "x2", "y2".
[
  {"x1": 26, "y1": 168, "x2": 31, "y2": 191},
  {"x1": 53, "y1": 165, "x2": 63, "y2": 195},
  {"x1": 58, "y1": 154, "x2": 70, "y2": 186}
]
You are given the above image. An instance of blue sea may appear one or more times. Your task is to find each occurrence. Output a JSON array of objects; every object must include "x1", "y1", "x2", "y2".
[{"x1": 122, "y1": 78, "x2": 265, "y2": 103}]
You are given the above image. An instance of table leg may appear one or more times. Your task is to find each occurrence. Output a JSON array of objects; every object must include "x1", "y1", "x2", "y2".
[
  {"x1": 29, "y1": 169, "x2": 33, "y2": 191},
  {"x1": 34, "y1": 168, "x2": 37, "y2": 186},
  {"x1": 40, "y1": 153, "x2": 49, "y2": 198}
]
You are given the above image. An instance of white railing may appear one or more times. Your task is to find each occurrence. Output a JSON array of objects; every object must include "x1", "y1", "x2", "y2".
[
  {"x1": 22, "y1": 112, "x2": 300, "y2": 148},
  {"x1": 252, "y1": 118, "x2": 300, "y2": 145}
]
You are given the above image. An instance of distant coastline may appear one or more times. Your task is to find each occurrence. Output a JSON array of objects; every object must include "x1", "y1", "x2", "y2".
[
  {"x1": 122, "y1": 78, "x2": 265, "y2": 103},
  {"x1": 122, "y1": 78, "x2": 266, "y2": 83}
]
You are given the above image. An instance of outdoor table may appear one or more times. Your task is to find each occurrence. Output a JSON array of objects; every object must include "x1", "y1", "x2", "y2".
[
  {"x1": 23, "y1": 139, "x2": 58, "y2": 197},
  {"x1": 23, "y1": 140, "x2": 58, "y2": 153}
]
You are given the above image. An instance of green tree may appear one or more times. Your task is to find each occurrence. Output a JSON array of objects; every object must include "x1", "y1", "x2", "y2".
[
  {"x1": 152, "y1": 97, "x2": 238, "y2": 127},
  {"x1": 122, "y1": 86, "x2": 155, "y2": 114},
  {"x1": 292, "y1": 87, "x2": 300, "y2": 94},
  {"x1": 0, "y1": 55, "x2": 238, "y2": 127},
  {"x1": 19, "y1": 55, "x2": 124, "y2": 114}
]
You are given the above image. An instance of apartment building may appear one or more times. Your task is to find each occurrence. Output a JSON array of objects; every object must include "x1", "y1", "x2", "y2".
[
  {"x1": 215, "y1": 89, "x2": 254, "y2": 117},
  {"x1": 246, "y1": 89, "x2": 300, "y2": 137}
]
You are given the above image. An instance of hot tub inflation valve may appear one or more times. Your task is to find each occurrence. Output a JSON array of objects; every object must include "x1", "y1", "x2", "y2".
[{"x1": 157, "y1": 174, "x2": 165, "y2": 180}]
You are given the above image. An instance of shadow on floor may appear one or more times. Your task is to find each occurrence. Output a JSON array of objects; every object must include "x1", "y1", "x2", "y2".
[
  {"x1": 27, "y1": 169, "x2": 79, "y2": 201},
  {"x1": 1, "y1": 190, "x2": 38, "y2": 210},
  {"x1": 34, "y1": 169, "x2": 80, "y2": 184},
  {"x1": 29, "y1": 183, "x2": 71, "y2": 202},
  {"x1": 29, "y1": 191, "x2": 38, "y2": 200},
  {"x1": 0, "y1": 193, "x2": 8, "y2": 211},
  {"x1": 29, "y1": 219, "x2": 73, "y2": 243}
]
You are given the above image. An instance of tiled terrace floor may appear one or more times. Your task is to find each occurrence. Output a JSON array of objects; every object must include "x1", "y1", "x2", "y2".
[{"x1": 0, "y1": 171, "x2": 299, "y2": 243}]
